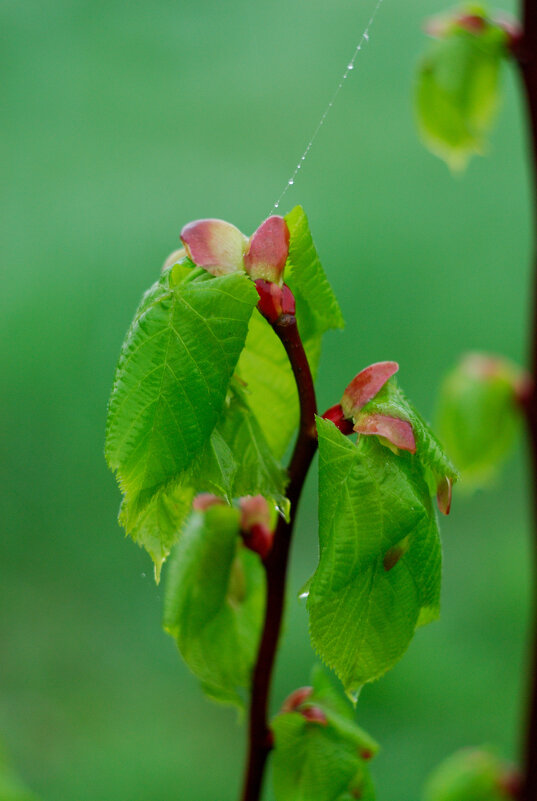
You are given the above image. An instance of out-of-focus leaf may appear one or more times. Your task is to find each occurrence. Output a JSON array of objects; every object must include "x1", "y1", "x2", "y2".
[
  {"x1": 163, "y1": 505, "x2": 265, "y2": 707},
  {"x1": 416, "y1": 14, "x2": 509, "y2": 170},
  {"x1": 436, "y1": 353, "x2": 524, "y2": 488},
  {"x1": 422, "y1": 747, "x2": 517, "y2": 801},
  {"x1": 308, "y1": 418, "x2": 442, "y2": 695},
  {"x1": 0, "y1": 748, "x2": 39, "y2": 801},
  {"x1": 272, "y1": 666, "x2": 376, "y2": 801}
]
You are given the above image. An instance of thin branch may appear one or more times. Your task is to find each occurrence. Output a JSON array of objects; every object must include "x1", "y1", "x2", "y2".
[
  {"x1": 240, "y1": 312, "x2": 318, "y2": 801},
  {"x1": 516, "y1": 1, "x2": 537, "y2": 797}
]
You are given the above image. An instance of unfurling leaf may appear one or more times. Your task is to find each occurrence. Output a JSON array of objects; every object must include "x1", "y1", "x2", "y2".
[
  {"x1": 422, "y1": 747, "x2": 520, "y2": 801},
  {"x1": 415, "y1": 8, "x2": 510, "y2": 170},
  {"x1": 437, "y1": 353, "x2": 526, "y2": 488},
  {"x1": 163, "y1": 505, "x2": 265, "y2": 707},
  {"x1": 272, "y1": 666, "x2": 377, "y2": 801},
  {"x1": 308, "y1": 417, "x2": 444, "y2": 695}
]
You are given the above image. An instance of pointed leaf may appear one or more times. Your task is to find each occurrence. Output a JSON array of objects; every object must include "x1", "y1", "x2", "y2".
[
  {"x1": 163, "y1": 505, "x2": 265, "y2": 706},
  {"x1": 284, "y1": 206, "x2": 345, "y2": 341},
  {"x1": 308, "y1": 418, "x2": 442, "y2": 692}
]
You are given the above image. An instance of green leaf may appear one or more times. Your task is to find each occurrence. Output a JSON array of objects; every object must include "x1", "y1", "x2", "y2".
[
  {"x1": 359, "y1": 377, "x2": 458, "y2": 488},
  {"x1": 416, "y1": 19, "x2": 508, "y2": 170},
  {"x1": 308, "y1": 418, "x2": 442, "y2": 694},
  {"x1": 422, "y1": 748, "x2": 515, "y2": 801},
  {"x1": 119, "y1": 482, "x2": 195, "y2": 582},
  {"x1": 436, "y1": 354, "x2": 523, "y2": 488},
  {"x1": 272, "y1": 666, "x2": 376, "y2": 801},
  {"x1": 163, "y1": 505, "x2": 265, "y2": 707},
  {"x1": 284, "y1": 205, "x2": 345, "y2": 339},
  {"x1": 237, "y1": 309, "x2": 300, "y2": 458},
  {"x1": 105, "y1": 268, "x2": 258, "y2": 511},
  {"x1": 118, "y1": 379, "x2": 288, "y2": 574}
]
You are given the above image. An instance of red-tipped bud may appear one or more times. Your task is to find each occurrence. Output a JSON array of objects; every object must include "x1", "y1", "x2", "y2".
[
  {"x1": 360, "y1": 748, "x2": 374, "y2": 761},
  {"x1": 244, "y1": 216, "x2": 290, "y2": 284},
  {"x1": 354, "y1": 413, "x2": 416, "y2": 453},
  {"x1": 239, "y1": 495, "x2": 271, "y2": 530},
  {"x1": 301, "y1": 706, "x2": 328, "y2": 726},
  {"x1": 242, "y1": 523, "x2": 273, "y2": 560},
  {"x1": 180, "y1": 219, "x2": 248, "y2": 276},
  {"x1": 436, "y1": 475, "x2": 452, "y2": 516},
  {"x1": 456, "y1": 14, "x2": 487, "y2": 34},
  {"x1": 341, "y1": 362, "x2": 399, "y2": 419},
  {"x1": 321, "y1": 404, "x2": 355, "y2": 435},
  {"x1": 281, "y1": 686, "x2": 314, "y2": 714},
  {"x1": 255, "y1": 280, "x2": 296, "y2": 323},
  {"x1": 192, "y1": 493, "x2": 225, "y2": 511},
  {"x1": 239, "y1": 496, "x2": 273, "y2": 560},
  {"x1": 497, "y1": 766, "x2": 522, "y2": 799}
]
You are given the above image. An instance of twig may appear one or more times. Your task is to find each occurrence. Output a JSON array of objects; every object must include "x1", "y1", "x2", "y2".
[{"x1": 240, "y1": 312, "x2": 318, "y2": 801}]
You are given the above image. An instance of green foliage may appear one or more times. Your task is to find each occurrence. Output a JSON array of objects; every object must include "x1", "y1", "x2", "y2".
[
  {"x1": 105, "y1": 265, "x2": 258, "y2": 512},
  {"x1": 359, "y1": 376, "x2": 458, "y2": 490},
  {"x1": 163, "y1": 505, "x2": 265, "y2": 707},
  {"x1": 415, "y1": 10, "x2": 509, "y2": 170},
  {"x1": 437, "y1": 354, "x2": 523, "y2": 488},
  {"x1": 272, "y1": 666, "x2": 377, "y2": 801},
  {"x1": 422, "y1": 748, "x2": 515, "y2": 801},
  {"x1": 308, "y1": 417, "x2": 443, "y2": 695}
]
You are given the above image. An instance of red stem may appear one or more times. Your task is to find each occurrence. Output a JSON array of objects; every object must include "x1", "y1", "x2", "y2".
[
  {"x1": 517, "y1": 2, "x2": 537, "y2": 798},
  {"x1": 239, "y1": 312, "x2": 318, "y2": 801}
]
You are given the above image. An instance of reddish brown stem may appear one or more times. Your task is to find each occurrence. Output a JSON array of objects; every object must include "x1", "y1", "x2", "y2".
[
  {"x1": 239, "y1": 312, "x2": 318, "y2": 801},
  {"x1": 517, "y1": 2, "x2": 537, "y2": 798}
]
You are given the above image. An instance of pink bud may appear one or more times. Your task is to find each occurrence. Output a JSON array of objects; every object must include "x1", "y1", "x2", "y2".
[
  {"x1": 244, "y1": 216, "x2": 290, "y2": 284},
  {"x1": 321, "y1": 404, "x2": 355, "y2": 435},
  {"x1": 436, "y1": 475, "x2": 452, "y2": 516},
  {"x1": 239, "y1": 496, "x2": 273, "y2": 560},
  {"x1": 239, "y1": 495, "x2": 271, "y2": 530},
  {"x1": 301, "y1": 706, "x2": 328, "y2": 726},
  {"x1": 192, "y1": 493, "x2": 225, "y2": 511},
  {"x1": 497, "y1": 766, "x2": 522, "y2": 799},
  {"x1": 456, "y1": 13, "x2": 487, "y2": 34},
  {"x1": 180, "y1": 219, "x2": 248, "y2": 276},
  {"x1": 281, "y1": 686, "x2": 313, "y2": 714},
  {"x1": 354, "y1": 413, "x2": 416, "y2": 453},
  {"x1": 341, "y1": 362, "x2": 399, "y2": 419},
  {"x1": 242, "y1": 523, "x2": 273, "y2": 560},
  {"x1": 255, "y1": 280, "x2": 296, "y2": 323}
]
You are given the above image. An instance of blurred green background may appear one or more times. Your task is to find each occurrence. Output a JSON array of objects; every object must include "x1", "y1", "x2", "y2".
[{"x1": 1, "y1": 0, "x2": 532, "y2": 798}]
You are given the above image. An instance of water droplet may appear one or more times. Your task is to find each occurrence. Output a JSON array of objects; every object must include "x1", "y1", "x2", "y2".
[
  {"x1": 274, "y1": 202, "x2": 279, "y2": 208},
  {"x1": 301, "y1": 155, "x2": 306, "y2": 160},
  {"x1": 299, "y1": 591, "x2": 309, "y2": 600},
  {"x1": 297, "y1": 163, "x2": 301, "y2": 169},
  {"x1": 141, "y1": 572, "x2": 146, "y2": 578},
  {"x1": 288, "y1": 179, "x2": 294, "y2": 186},
  {"x1": 347, "y1": 63, "x2": 354, "y2": 70},
  {"x1": 364, "y1": 31, "x2": 370, "y2": 41}
]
